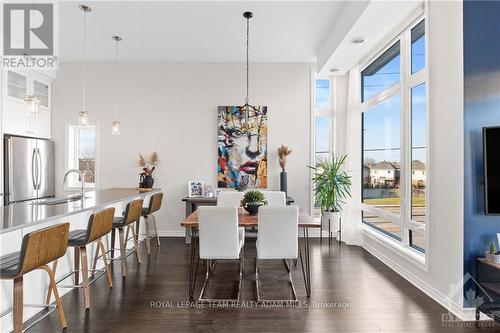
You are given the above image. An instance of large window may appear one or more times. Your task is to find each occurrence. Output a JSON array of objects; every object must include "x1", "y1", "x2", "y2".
[
  {"x1": 67, "y1": 125, "x2": 97, "y2": 189},
  {"x1": 313, "y1": 78, "x2": 333, "y2": 217},
  {"x1": 361, "y1": 18, "x2": 427, "y2": 254}
]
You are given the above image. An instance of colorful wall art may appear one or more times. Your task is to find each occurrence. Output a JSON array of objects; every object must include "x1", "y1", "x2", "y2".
[{"x1": 217, "y1": 105, "x2": 268, "y2": 190}]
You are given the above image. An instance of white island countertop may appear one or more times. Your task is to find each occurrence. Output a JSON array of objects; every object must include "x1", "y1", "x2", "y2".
[{"x1": 0, "y1": 188, "x2": 160, "y2": 234}]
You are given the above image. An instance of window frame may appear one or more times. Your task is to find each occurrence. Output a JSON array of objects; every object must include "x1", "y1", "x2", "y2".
[
  {"x1": 360, "y1": 13, "x2": 428, "y2": 260},
  {"x1": 65, "y1": 123, "x2": 99, "y2": 191},
  {"x1": 310, "y1": 72, "x2": 335, "y2": 217}
]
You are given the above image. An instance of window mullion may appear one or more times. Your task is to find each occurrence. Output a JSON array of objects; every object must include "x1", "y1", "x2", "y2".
[{"x1": 400, "y1": 27, "x2": 411, "y2": 247}]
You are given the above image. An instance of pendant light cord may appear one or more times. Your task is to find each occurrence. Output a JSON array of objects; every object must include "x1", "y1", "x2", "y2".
[
  {"x1": 82, "y1": 9, "x2": 87, "y2": 112},
  {"x1": 245, "y1": 16, "x2": 249, "y2": 106},
  {"x1": 114, "y1": 38, "x2": 118, "y2": 118}
]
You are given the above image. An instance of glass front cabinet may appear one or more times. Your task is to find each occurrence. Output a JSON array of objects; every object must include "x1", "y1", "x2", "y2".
[{"x1": 2, "y1": 70, "x2": 53, "y2": 139}]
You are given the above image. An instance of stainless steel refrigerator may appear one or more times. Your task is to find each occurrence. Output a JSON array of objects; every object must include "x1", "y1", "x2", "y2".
[{"x1": 4, "y1": 136, "x2": 55, "y2": 204}]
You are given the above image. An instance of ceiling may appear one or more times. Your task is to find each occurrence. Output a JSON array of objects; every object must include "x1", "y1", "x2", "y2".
[
  {"x1": 318, "y1": 0, "x2": 423, "y2": 74},
  {"x1": 58, "y1": 1, "x2": 364, "y2": 63}
]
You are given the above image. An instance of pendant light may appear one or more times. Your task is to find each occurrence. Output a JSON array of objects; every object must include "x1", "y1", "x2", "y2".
[
  {"x1": 25, "y1": 0, "x2": 40, "y2": 117},
  {"x1": 79, "y1": 4, "x2": 91, "y2": 126},
  {"x1": 111, "y1": 35, "x2": 122, "y2": 135},
  {"x1": 239, "y1": 11, "x2": 257, "y2": 133},
  {"x1": 25, "y1": 94, "x2": 40, "y2": 117}
]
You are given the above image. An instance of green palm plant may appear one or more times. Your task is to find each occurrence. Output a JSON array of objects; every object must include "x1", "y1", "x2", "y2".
[{"x1": 309, "y1": 154, "x2": 352, "y2": 212}]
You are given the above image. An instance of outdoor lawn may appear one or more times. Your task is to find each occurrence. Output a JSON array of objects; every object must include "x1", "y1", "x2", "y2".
[{"x1": 363, "y1": 197, "x2": 426, "y2": 206}]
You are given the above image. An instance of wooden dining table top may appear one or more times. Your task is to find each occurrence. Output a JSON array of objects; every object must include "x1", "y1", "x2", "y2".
[{"x1": 180, "y1": 207, "x2": 320, "y2": 228}]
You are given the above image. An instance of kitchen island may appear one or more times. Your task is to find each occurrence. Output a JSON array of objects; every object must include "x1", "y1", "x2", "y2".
[{"x1": 0, "y1": 188, "x2": 160, "y2": 332}]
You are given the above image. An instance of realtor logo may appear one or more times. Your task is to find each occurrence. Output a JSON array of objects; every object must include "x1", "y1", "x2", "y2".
[{"x1": 2, "y1": 3, "x2": 57, "y2": 70}]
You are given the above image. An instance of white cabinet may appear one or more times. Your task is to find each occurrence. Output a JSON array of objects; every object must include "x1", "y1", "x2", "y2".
[{"x1": 2, "y1": 70, "x2": 52, "y2": 139}]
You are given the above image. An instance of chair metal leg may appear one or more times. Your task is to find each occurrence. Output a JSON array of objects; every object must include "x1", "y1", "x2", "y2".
[
  {"x1": 118, "y1": 227, "x2": 127, "y2": 278},
  {"x1": 152, "y1": 214, "x2": 161, "y2": 247},
  {"x1": 13, "y1": 276, "x2": 23, "y2": 333},
  {"x1": 255, "y1": 258, "x2": 298, "y2": 303},
  {"x1": 80, "y1": 246, "x2": 91, "y2": 309},
  {"x1": 39, "y1": 264, "x2": 67, "y2": 329},
  {"x1": 198, "y1": 250, "x2": 243, "y2": 303}
]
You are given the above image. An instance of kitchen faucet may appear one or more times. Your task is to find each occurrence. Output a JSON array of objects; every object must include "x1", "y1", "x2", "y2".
[{"x1": 63, "y1": 169, "x2": 86, "y2": 198}]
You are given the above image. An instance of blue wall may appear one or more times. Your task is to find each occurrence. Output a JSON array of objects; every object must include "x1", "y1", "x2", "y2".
[{"x1": 464, "y1": 0, "x2": 500, "y2": 303}]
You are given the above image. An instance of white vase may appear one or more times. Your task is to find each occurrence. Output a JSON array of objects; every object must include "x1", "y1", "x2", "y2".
[{"x1": 321, "y1": 211, "x2": 340, "y2": 234}]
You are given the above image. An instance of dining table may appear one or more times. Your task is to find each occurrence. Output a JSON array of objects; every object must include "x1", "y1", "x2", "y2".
[{"x1": 180, "y1": 207, "x2": 320, "y2": 301}]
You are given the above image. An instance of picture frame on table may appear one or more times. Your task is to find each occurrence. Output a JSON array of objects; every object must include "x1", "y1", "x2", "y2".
[{"x1": 188, "y1": 181, "x2": 204, "y2": 197}]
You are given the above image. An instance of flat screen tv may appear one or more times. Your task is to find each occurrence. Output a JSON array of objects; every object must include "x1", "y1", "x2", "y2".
[{"x1": 484, "y1": 126, "x2": 500, "y2": 214}]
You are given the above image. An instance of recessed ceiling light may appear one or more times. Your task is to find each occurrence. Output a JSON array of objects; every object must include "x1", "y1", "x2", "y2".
[
  {"x1": 330, "y1": 68, "x2": 340, "y2": 73},
  {"x1": 351, "y1": 38, "x2": 366, "y2": 47}
]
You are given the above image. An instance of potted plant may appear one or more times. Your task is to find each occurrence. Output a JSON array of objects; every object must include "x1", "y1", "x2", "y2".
[
  {"x1": 241, "y1": 190, "x2": 265, "y2": 215},
  {"x1": 309, "y1": 154, "x2": 352, "y2": 238},
  {"x1": 485, "y1": 241, "x2": 500, "y2": 263},
  {"x1": 138, "y1": 152, "x2": 159, "y2": 188}
]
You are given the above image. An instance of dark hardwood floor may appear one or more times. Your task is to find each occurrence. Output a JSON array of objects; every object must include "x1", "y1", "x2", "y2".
[{"x1": 26, "y1": 237, "x2": 499, "y2": 333}]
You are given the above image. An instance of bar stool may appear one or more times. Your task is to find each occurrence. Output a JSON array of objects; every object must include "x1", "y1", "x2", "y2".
[
  {"x1": 46, "y1": 207, "x2": 115, "y2": 310},
  {"x1": 110, "y1": 199, "x2": 144, "y2": 278},
  {"x1": 139, "y1": 192, "x2": 163, "y2": 255},
  {"x1": 0, "y1": 223, "x2": 69, "y2": 333}
]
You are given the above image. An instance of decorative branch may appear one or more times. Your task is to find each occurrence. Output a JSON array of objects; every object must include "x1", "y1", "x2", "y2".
[{"x1": 277, "y1": 145, "x2": 292, "y2": 170}]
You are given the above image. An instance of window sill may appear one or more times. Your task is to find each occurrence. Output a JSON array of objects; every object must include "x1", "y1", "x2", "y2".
[{"x1": 363, "y1": 224, "x2": 427, "y2": 272}]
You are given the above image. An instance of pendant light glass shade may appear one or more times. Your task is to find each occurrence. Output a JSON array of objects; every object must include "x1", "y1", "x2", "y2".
[
  {"x1": 79, "y1": 111, "x2": 89, "y2": 126},
  {"x1": 111, "y1": 120, "x2": 120, "y2": 135},
  {"x1": 25, "y1": 95, "x2": 40, "y2": 116}
]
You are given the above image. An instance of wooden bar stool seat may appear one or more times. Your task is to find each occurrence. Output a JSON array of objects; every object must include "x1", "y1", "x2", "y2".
[
  {"x1": 0, "y1": 223, "x2": 69, "y2": 333},
  {"x1": 46, "y1": 207, "x2": 115, "y2": 310},
  {"x1": 138, "y1": 192, "x2": 163, "y2": 255},
  {"x1": 109, "y1": 199, "x2": 144, "y2": 278}
]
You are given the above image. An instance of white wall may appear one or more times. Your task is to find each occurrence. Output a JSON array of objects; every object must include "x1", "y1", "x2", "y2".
[
  {"x1": 51, "y1": 63, "x2": 312, "y2": 235},
  {"x1": 340, "y1": 0, "x2": 466, "y2": 318}
]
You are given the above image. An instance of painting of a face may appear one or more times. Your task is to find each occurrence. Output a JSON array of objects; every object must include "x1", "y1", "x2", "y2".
[{"x1": 217, "y1": 106, "x2": 267, "y2": 190}]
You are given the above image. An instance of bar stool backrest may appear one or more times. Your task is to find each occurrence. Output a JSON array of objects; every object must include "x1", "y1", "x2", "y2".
[
  {"x1": 123, "y1": 199, "x2": 144, "y2": 226},
  {"x1": 146, "y1": 192, "x2": 163, "y2": 215},
  {"x1": 18, "y1": 223, "x2": 70, "y2": 277},
  {"x1": 87, "y1": 207, "x2": 115, "y2": 243}
]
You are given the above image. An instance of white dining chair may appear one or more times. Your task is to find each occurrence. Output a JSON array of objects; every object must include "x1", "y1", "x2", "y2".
[
  {"x1": 217, "y1": 191, "x2": 244, "y2": 207},
  {"x1": 197, "y1": 206, "x2": 245, "y2": 302},
  {"x1": 260, "y1": 191, "x2": 286, "y2": 206},
  {"x1": 256, "y1": 205, "x2": 299, "y2": 302}
]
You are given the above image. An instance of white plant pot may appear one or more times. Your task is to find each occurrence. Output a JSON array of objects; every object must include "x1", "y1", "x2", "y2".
[
  {"x1": 321, "y1": 211, "x2": 340, "y2": 233},
  {"x1": 485, "y1": 251, "x2": 500, "y2": 264}
]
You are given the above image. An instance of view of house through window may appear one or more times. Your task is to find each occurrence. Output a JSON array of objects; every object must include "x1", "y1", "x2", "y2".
[
  {"x1": 67, "y1": 125, "x2": 97, "y2": 188},
  {"x1": 361, "y1": 18, "x2": 427, "y2": 253}
]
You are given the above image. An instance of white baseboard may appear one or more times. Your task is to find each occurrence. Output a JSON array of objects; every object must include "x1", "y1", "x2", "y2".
[
  {"x1": 362, "y1": 240, "x2": 468, "y2": 320},
  {"x1": 157, "y1": 231, "x2": 186, "y2": 237}
]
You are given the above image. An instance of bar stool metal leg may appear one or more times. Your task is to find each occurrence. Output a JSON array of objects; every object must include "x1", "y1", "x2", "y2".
[
  {"x1": 129, "y1": 222, "x2": 142, "y2": 264},
  {"x1": 152, "y1": 215, "x2": 161, "y2": 247},
  {"x1": 144, "y1": 216, "x2": 152, "y2": 255},
  {"x1": 118, "y1": 227, "x2": 127, "y2": 278},
  {"x1": 74, "y1": 247, "x2": 80, "y2": 284}
]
